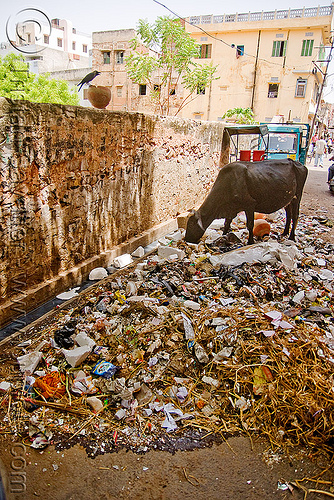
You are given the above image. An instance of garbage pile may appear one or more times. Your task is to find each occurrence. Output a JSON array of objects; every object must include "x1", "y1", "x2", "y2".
[{"x1": 0, "y1": 210, "x2": 333, "y2": 457}]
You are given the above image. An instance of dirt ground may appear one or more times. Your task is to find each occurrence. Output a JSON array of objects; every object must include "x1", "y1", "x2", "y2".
[{"x1": 1, "y1": 162, "x2": 333, "y2": 500}]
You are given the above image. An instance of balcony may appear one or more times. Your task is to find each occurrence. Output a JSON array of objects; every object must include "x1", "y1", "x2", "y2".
[{"x1": 188, "y1": 5, "x2": 332, "y2": 25}]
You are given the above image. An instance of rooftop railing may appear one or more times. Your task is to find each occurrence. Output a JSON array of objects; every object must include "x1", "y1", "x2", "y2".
[{"x1": 189, "y1": 5, "x2": 332, "y2": 25}]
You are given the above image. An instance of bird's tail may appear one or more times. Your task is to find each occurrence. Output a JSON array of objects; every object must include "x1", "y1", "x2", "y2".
[{"x1": 77, "y1": 83, "x2": 83, "y2": 92}]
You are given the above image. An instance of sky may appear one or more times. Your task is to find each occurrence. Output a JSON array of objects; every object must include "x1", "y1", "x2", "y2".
[{"x1": 1, "y1": 0, "x2": 334, "y2": 102}]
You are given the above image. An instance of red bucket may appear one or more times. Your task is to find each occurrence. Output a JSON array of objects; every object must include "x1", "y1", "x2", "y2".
[
  {"x1": 253, "y1": 150, "x2": 265, "y2": 161},
  {"x1": 240, "y1": 150, "x2": 251, "y2": 161}
]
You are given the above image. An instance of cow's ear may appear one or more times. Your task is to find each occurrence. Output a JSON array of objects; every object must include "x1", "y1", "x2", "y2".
[{"x1": 189, "y1": 209, "x2": 196, "y2": 215}]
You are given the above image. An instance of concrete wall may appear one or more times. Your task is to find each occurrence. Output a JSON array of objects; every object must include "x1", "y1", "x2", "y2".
[{"x1": 0, "y1": 98, "x2": 225, "y2": 328}]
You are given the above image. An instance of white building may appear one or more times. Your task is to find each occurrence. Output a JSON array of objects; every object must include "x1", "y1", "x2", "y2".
[{"x1": 14, "y1": 18, "x2": 92, "y2": 73}]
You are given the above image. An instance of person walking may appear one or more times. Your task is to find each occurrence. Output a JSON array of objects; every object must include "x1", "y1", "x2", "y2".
[
  {"x1": 314, "y1": 136, "x2": 327, "y2": 167},
  {"x1": 311, "y1": 133, "x2": 318, "y2": 154}
]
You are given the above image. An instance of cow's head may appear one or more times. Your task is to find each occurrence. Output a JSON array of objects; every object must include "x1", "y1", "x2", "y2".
[{"x1": 185, "y1": 210, "x2": 205, "y2": 243}]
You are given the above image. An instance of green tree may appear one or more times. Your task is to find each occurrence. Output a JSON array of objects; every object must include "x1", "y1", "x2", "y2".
[
  {"x1": 222, "y1": 107, "x2": 256, "y2": 124},
  {"x1": 126, "y1": 16, "x2": 218, "y2": 116},
  {"x1": 0, "y1": 53, "x2": 79, "y2": 106}
]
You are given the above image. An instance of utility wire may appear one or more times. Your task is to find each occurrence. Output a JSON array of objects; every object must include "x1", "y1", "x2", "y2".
[{"x1": 152, "y1": 0, "x2": 329, "y2": 71}]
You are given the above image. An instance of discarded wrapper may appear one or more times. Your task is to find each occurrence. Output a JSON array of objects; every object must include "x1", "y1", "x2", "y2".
[{"x1": 92, "y1": 360, "x2": 119, "y2": 379}]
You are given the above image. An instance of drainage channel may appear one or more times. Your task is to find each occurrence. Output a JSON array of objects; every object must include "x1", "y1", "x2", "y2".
[{"x1": 0, "y1": 240, "x2": 163, "y2": 342}]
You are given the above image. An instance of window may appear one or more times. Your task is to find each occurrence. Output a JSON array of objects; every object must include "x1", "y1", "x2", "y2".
[
  {"x1": 295, "y1": 78, "x2": 307, "y2": 97},
  {"x1": 44, "y1": 35, "x2": 49, "y2": 44},
  {"x1": 116, "y1": 86, "x2": 122, "y2": 97},
  {"x1": 236, "y1": 45, "x2": 244, "y2": 57},
  {"x1": 27, "y1": 33, "x2": 31, "y2": 43},
  {"x1": 268, "y1": 133, "x2": 298, "y2": 153},
  {"x1": 318, "y1": 43, "x2": 326, "y2": 62},
  {"x1": 103, "y1": 51, "x2": 110, "y2": 64},
  {"x1": 268, "y1": 83, "x2": 279, "y2": 98},
  {"x1": 139, "y1": 84, "x2": 146, "y2": 95},
  {"x1": 301, "y1": 39, "x2": 314, "y2": 56},
  {"x1": 72, "y1": 41, "x2": 76, "y2": 50},
  {"x1": 83, "y1": 44, "x2": 88, "y2": 53},
  {"x1": 57, "y1": 38, "x2": 63, "y2": 47},
  {"x1": 197, "y1": 84, "x2": 205, "y2": 95},
  {"x1": 170, "y1": 87, "x2": 176, "y2": 95},
  {"x1": 153, "y1": 84, "x2": 161, "y2": 93},
  {"x1": 272, "y1": 40, "x2": 286, "y2": 57},
  {"x1": 115, "y1": 51, "x2": 124, "y2": 64},
  {"x1": 199, "y1": 44, "x2": 212, "y2": 58}
]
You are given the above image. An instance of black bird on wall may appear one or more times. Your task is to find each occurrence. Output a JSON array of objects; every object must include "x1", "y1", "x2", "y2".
[{"x1": 77, "y1": 70, "x2": 101, "y2": 91}]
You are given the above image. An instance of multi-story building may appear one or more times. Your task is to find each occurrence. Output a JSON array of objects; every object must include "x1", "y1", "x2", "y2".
[
  {"x1": 93, "y1": 6, "x2": 333, "y2": 127},
  {"x1": 91, "y1": 29, "x2": 164, "y2": 113},
  {"x1": 12, "y1": 18, "x2": 92, "y2": 73},
  {"x1": 183, "y1": 6, "x2": 333, "y2": 124}
]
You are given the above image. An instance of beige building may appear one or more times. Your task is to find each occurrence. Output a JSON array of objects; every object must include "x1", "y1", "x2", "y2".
[
  {"x1": 92, "y1": 6, "x2": 333, "y2": 125},
  {"x1": 91, "y1": 29, "x2": 184, "y2": 115},
  {"x1": 183, "y1": 6, "x2": 333, "y2": 124}
]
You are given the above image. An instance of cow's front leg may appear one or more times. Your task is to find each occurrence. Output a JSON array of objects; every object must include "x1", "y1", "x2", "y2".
[
  {"x1": 223, "y1": 217, "x2": 233, "y2": 234},
  {"x1": 245, "y1": 210, "x2": 255, "y2": 245}
]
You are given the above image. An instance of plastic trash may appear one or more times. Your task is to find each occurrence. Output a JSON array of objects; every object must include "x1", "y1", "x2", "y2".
[
  {"x1": 131, "y1": 246, "x2": 145, "y2": 258},
  {"x1": 209, "y1": 241, "x2": 299, "y2": 270},
  {"x1": 17, "y1": 351, "x2": 43, "y2": 375},
  {"x1": 113, "y1": 254, "x2": 133, "y2": 268},
  {"x1": 33, "y1": 372, "x2": 66, "y2": 399},
  {"x1": 202, "y1": 375, "x2": 220, "y2": 388},
  {"x1": 253, "y1": 219, "x2": 271, "y2": 237},
  {"x1": 61, "y1": 345, "x2": 92, "y2": 368},
  {"x1": 72, "y1": 371, "x2": 97, "y2": 395},
  {"x1": 91, "y1": 360, "x2": 119, "y2": 379},
  {"x1": 74, "y1": 332, "x2": 96, "y2": 349},
  {"x1": 88, "y1": 267, "x2": 108, "y2": 280},
  {"x1": 115, "y1": 409, "x2": 126, "y2": 420},
  {"x1": 56, "y1": 287, "x2": 80, "y2": 300},
  {"x1": 292, "y1": 290, "x2": 305, "y2": 304},
  {"x1": 194, "y1": 344, "x2": 209, "y2": 364},
  {"x1": 213, "y1": 347, "x2": 233, "y2": 361},
  {"x1": 183, "y1": 300, "x2": 200, "y2": 311},
  {"x1": 0, "y1": 381, "x2": 11, "y2": 392},
  {"x1": 29, "y1": 424, "x2": 52, "y2": 449},
  {"x1": 158, "y1": 246, "x2": 185, "y2": 260},
  {"x1": 182, "y1": 313, "x2": 195, "y2": 340},
  {"x1": 54, "y1": 324, "x2": 76, "y2": 348},
  {"x1": 319, "y1": 269, "x2": 334, "y2": 281},
  {"x1": 86, "y1": 396, "x2": 103, "y2": 412}
]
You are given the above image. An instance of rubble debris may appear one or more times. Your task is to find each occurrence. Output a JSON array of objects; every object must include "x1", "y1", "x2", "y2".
[{"x1": 0, "y1": 210, "x2": 333, "y2": 458}]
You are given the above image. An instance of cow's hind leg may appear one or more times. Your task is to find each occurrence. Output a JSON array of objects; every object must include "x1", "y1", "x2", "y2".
[
  {"x1": 282, "y1": 204, "x2": 292, "y2": 237},
  {"x1": 245, "y1": 210, "x2": 255, "y2": 245}
]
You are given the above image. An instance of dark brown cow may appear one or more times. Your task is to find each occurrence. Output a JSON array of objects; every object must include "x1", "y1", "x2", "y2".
[{"x1": 185, "y1": 159, "x2": 308, "y2": 245}]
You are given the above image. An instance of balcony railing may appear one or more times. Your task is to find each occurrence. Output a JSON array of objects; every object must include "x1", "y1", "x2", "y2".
[{"x1": 189, "y1": 5, "x2": 332, "y2": 25}]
